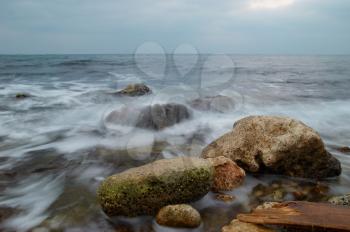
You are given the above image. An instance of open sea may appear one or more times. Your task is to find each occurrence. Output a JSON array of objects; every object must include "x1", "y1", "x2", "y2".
[{"x1": 1, "y1": 54, "x2": 350, "y2": 231}]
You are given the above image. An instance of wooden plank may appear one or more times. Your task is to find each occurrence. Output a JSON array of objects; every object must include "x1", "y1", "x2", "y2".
[{"x1": 237, "y1": 201, "x2": 350, "y2": 231}]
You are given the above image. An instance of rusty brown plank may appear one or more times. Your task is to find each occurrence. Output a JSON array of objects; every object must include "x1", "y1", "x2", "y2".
[{"x1": 237, "y1": 201, "x2": 350, "y2": 231}]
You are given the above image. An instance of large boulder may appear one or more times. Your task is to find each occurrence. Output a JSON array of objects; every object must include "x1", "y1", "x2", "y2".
[
  {"x1": 115, "y1": 83, "x2": 151, "y2": 96},
  {"x1": 106, "y1": 103, "x2": 192, "y2": 130},
  {"x1": 189, "y1": 95, "x2": 235, "y2": 113},
  {"x1": 156, "y1": 204, "x2": 201, "y2": 228},
  {"x1": 202, "y1": 116, "x2": 341, "y2": 179},
  {"x1": 97, "y1": 156, "x2": 244, "y2": 217}
]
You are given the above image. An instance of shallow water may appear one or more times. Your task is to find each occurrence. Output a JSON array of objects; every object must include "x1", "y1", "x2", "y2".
[{"x1": 0, "y1": 54, "x2": 350, "y2": 231}]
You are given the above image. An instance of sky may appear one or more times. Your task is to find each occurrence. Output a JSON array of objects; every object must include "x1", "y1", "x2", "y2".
[{"x1": 0, "y1": 0, "x2": 349, "y2": 54}]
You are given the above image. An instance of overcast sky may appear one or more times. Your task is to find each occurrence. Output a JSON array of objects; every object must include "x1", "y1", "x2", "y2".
[{"x1": 0, "y1": 0, "x2": 349, "y2": 54}]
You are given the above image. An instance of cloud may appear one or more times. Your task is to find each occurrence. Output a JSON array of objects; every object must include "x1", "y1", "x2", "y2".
[{"x1": 0, "y1": 0, "x2": 349, "y2": 54}]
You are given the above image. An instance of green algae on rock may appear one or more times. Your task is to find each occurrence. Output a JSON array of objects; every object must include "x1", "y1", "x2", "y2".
[{"x1": 97, "y1": 157, "x2": 214, "y2": 217}]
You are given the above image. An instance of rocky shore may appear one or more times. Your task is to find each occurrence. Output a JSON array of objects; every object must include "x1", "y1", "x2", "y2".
[{"x1": 96, "y1": 85, "x2": 345, "y2": 231}]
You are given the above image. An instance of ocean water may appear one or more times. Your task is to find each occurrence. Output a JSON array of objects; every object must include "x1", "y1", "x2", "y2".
[{"x1": 0, "y1": 54, "x2": 350, "y2": 231}]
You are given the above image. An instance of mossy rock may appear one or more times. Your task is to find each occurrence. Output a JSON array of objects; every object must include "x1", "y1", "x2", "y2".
[
  {"x1": 115, "y1": 83, "x2": 151, "y2": 97},
  {"x1": 97, "y1": 157, "x2": 214, "y2": 217},
  {"x1": 15, "y1": 93, "x2": 30, "y2": 99}
]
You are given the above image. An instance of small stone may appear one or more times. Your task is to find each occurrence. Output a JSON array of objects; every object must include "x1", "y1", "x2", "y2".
[
  {"x1": 156, "y1": 204, "x2": 201, "y2": 228},
  {"x1": 255, "y1": 202, "x2": 280, "y2": 210},
  {"x1": 222, "y1": 219, "x2": 276, "y2": 232},
  {"x1": 15, "y1": 93, "x2": 30, "y2": 99},
  {"x1": 208, "y1": 156, "x2": 245, "y2": 192},
  {"x1": 215, "y1": 194, "x2": 236, "y2": 203},
  {"x1": 328, "y1": 194, "x2": 350, "y2": 206},
  {"x1": 337, "y1": 146, "x2": 350, "y2": 153},
  {"x1": 115, "y1": 83, "x2": 151, "y2": 96}
]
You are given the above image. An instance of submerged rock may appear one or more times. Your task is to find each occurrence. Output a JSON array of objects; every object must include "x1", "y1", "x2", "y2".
[
  {"x1": 222, "y1": 220, "x2": 276, "y2": 232},
  {"x1": 337, "y1": 146, "x2": 350, "y2": 153},
  {"x1": 249, "y1": 180, "x2": 330, "y2": 208},
  {"x1": 202, "y1": 115, "x2": 341, "y2": 179},
  {"x1": 189, "y1": 95, "x2": 235, "y2": 113},
  {"x1": 97, "y1": 156, "x2": 244, "y2": 217},
  {"x1": 106, "y1": 103, "x2": 192, "y2": 130},
  {"x1": 328, "y1": 194, "x2": 350, "y2": 206},
  {"x1": 156, "y1": 204, "x2": 201, "y2": 228},
  {"x1": 97, "y1": 157, "x2": 213, "y2": 217},
  {"x1": 215, "y1": 194, "x2": 236, "y2": 203},
  {"x1": 115, "y1": 83, "x2": 151, "y2": 96},
  {"x1": 15, "y1": 93, "x2": 30, "y2": 99}
]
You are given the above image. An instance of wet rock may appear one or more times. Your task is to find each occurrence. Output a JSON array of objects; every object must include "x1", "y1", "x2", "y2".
[
  {"x1": 215, "y1": 194, "x2": 236, "y2": 203},
  {"x1": 0, "y1": 207, "x2": 19, "y2": 223},
  {"x1": 328, "y1": 194, "x2": 350, "y2": 206},
  {"x1": 135, "y1": 103, "x2": 191, "y2": 130},
  {"x1": 156, "y1": 204, "x2": 201, "y2": 228},
  {"x1": 106, "y1": 103, "x2": 192, "y2": 131},
  {"x1": 249, "y1": 180, "x2": 330, "y2": 208},
  {"x1": 337, "y1": 146, "x2": 350, "y2": 153},
  {"x1": 202, "y1": 115, "x2": 341, "y2": 179},
  {"x1": 115, "y1": 83, "x2": 151, "y2": 97},
  {"x1": 208, "y1": 156, "x2": 245, "y2": 192},
  {"x1": 15, "y1": 93, "x2": 30, "y2": 99},
  {"x1": 189, "y1": 95, "x2": 235, "y2": 113},
  {"x1": 97, "y1": 157, "x2": 214, "y2": 217},
  {"x1": 97, "y1": 156, "x2": 245, "y2": 217},
  {"x1": 222, "y1": 219, "x2": 277, "y2": 232}
]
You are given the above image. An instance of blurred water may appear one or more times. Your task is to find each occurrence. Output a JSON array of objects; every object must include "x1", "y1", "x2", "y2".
[{"x1": 0, "y1": 54, "x2": 350, "y2": 231}]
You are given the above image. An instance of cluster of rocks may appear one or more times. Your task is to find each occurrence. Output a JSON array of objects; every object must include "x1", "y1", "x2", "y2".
[
  {"x1": 97, "y1": 83, "x2": 344, "y2": 230},
  {"x1": 97, "y1": 156, "x2": 245, "y2": 226}
]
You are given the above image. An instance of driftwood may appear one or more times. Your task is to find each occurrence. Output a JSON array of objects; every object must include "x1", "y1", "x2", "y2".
[{"x1": 238, "y1": 201, "x2": 350, "y2": 232}]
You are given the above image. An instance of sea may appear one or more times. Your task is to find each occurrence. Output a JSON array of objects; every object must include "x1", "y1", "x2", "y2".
[{"x1": 0, "y1": 54, "x2": 350, "y2": 231}]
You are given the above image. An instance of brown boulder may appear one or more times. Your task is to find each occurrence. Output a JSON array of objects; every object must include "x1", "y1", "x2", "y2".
[{"x1": 202, "y1": 116, "x2": 341, "y2": 178}]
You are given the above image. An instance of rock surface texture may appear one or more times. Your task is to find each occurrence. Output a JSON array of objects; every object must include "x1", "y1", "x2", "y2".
[
  {"x1": 202, "y1": 115, "x2": 341, "y2": 178},
  {"x1": 156, "y1": 204, "x2": 201, "y2": 228}
]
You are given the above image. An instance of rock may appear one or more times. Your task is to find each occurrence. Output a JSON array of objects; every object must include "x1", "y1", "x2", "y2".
[
  {"x1": 215, "y1": 194, "x2": 236, "y2": 203},
  {"x1": 106, "y1": 103, "x2": 192, "y2": 130},
  {"x1": 156, "y1": 204, "x2": 201, "y2": 228},
  {"x1": 328, "y1": 194, "x2": 350, "y2": 206},
  {"x1": 207, "y1": 156, "x2": 245, "y2": 192},
  {"x1": 202, "y1": 115, "x2": 341, "y2": 179},
  {"x1": 337, "y1": 146, "x2": 350, "y2": 153},
  {"x1": 15, "y1": 93, "x2": 30, "y2": 99},
  {"x1": 189, "y1": 95, "x2": 235, "y2": 113},
  {"x1": 249, "y1": 180, "x2": 330, "y2": 208},
  {"x1": 97, "y1": 156, "x2": 244, "y2": 217},
  {"x1": 222, "y1": 219, "x2": 276, "y2": 232},
  {"x1": 97, "y1": 157, "x2": 213, "y2": 217},
  {"x1": 115, "y1": 83, "x2": 151, "y2": 96},
  {"x1": 136, "y1": 103, "x2": 191, "y2": 130}
]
